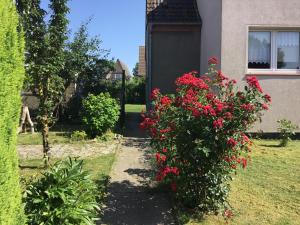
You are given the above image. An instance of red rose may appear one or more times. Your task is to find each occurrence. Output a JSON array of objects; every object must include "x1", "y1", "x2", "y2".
[
  {"x1": 227, "y1": 138, "x2": 238, "y2": 147},
  {"x1": 213, "y1": 118, "x2": 224, "y2": 129},
  {"x1": 208, "y1": 56, "x2": 218, "y2": 65},
  {"x1": 151, "y1": 88, "x2": 160, "y2": 100},
  {"x1": 264, "y1": 94, "x2": 272, "y2": 102},
  {"x1": 246, "y1": 76, "x2": 263, "y2": 93}
]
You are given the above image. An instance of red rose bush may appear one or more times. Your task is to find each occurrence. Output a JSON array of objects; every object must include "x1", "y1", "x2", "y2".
[{"x1": 140, "y1": 58, "x2": 271, "y2": 217}]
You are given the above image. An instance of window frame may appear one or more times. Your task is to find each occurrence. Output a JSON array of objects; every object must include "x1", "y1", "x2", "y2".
[{"x1": 247, "y1": 28, "x2": 300, "y2": 75}]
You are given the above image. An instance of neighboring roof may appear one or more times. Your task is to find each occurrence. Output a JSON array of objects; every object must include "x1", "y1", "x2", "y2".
[
  {"x1": 115, "y1": 59, "x2": 131, "y2": 77},
  {"x1": 106, "y1": 59, "x2": 132, "y2": 79},
  {"x1": 147, "y1": 0, "x2": 201, "y2": 24}
]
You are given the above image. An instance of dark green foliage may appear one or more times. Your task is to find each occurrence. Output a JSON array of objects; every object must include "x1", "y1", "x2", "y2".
[
  {"x1": 126, "y1": 76, "x2": 146, "y2": 104},
  {"x1": 24, "y1": 158, "x2": 99, "y2": 225},
  {"x1": 81, "y1": 93, "x2": 120, "y2": 137},
  {"x1": 0, "y1": 0, "x2": 26, "y2": 224},
  {"x1": 277, "y1": 119, "x2": 299, "y2": 147},
  {"x1": 132, "y1": 63, "x2": 139, "y2": 76},
  {"x1": 59, "y1": 21, "x2": 114, "y2": 121}
]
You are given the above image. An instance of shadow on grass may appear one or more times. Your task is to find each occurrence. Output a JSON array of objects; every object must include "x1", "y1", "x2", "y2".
[{"x1": 19, "y1": 165, "x2": 45, "y2": 169}]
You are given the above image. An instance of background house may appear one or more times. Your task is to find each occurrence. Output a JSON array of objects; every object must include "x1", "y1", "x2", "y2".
[
  {"x1": 106, "y1": 59, "x2": 131, "y2": 80},
  {"x1": 146, "y1": 0, "x2": 300, "y2": 133}
]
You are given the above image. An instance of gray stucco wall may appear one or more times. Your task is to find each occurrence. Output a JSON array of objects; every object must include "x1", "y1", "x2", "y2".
[
  {"x1": 221, "y1": 0, "x2": 300, "y2": 132},
  {"x1": 150, "y1": 26, "x2": 201, "y2": 94},
  {"x1": 197, "y1": 0, "x2": 222, "y2": 74}
]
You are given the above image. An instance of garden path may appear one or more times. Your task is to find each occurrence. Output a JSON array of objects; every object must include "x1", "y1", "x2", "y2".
[{"x1": 100, "y1": 112, "x2": 176, "y2": 225}]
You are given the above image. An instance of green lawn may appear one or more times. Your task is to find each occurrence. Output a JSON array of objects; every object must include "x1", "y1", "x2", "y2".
[
  {"x1": 125, "y1": 104, "x2": 145, "y2": 113},
  {"x1": 19, "y1": 154, "x2": 116, "y2": 188},
  {"x1": 18, "y1": 132, "x2": 71, "y2": 145},
  {"x1": 179, "y1": 140, "x2": 300, "y2": 225}
]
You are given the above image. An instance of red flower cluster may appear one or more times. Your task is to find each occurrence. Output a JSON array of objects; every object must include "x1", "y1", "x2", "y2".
[
  {"x1": 208, "y1": 56, "x2": 218, "y2": 65},
  {"x1": 156, "y1": 166, "x2": 180, "y2": 181},
  {"x1": 227, "y1": 138, "x2": 238, "y2": 147},
  {"x1": 175, "y1": 73, "x2": 209, "y2": 90},
  {"x1": 213, "y1": 118, "x2": 224, "y2": 129},
  {"x1": 246, "y1": 76, "x2": 263, "y2": 93},
  {"x1": 160, "y1": 96, "x2": 172, "y2": 106},
  {"x1": 151, "y1": 88, "x2": 160, "y2": 100}
]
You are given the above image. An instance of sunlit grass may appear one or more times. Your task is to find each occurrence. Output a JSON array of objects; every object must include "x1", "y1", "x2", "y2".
[
  {"x1": 125, "y1": 104, "x2": 145, "y2": 113},
  {"x1": 180, "y1": 140, "x2": 300, "y2": 225},
  {"x1": 19, "y1": 154, "x2": 116, "y2": 188}
]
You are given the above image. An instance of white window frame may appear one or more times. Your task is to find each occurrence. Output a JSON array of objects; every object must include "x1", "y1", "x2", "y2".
[{"x1": 247, "y1": 28, "x2": 300, "y2": 75}]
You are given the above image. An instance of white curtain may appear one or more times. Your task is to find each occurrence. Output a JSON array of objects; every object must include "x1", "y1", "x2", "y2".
[
  {"x1": 277, "y1": 32, "x2": 299, "y2": 69},
  {"x1": 248, "y1": 32, "x2": 271, "y2": 63}
]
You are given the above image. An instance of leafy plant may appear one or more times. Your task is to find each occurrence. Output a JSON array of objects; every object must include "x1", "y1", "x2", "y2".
[
  {"x1": 277, "y1": 119, "x2": 298, "y2": 147},
  {"x1": 71, "y1": 130, "x2": 87, "y2": 142},
  {"x1": 81, "y1": 93, "x2": 120, "y2": 138},
  {"x1": 0, "y1": 1, "x2": 26, "y2": 224},
  {"x1": 24, "y1": 158, "x2": 99, "y2": 225},
  {"x1": 141, "y1": 57, "x2": 271, "y2": 218}
]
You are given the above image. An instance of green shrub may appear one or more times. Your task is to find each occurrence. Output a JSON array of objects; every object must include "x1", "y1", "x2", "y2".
[
  {"x1": 126, "y1": 77, "x2": 146, "y2": 104},
  {"x1": 277, "y1": 119, "x2": 298, "y2": 147},
  {"x1": 71, "y1": 130, "x2": 87, "y2": 141},
  {"x1": 141, "y1": 58, "x2": 271, "y2": 218},
  {"x1": 24, "y1": 158, "x2": 99, "y2": 225},
  {"x1": 0, "y1": 1, "x2": 26, "y2": 224},
  {"x1": 81, "y1": 93, "x2": 120, "y2": 137}
]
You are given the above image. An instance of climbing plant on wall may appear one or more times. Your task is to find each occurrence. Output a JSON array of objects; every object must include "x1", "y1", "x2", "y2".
[{"x1": 0, "y1": 0, "x2": 26, "y2": 224}]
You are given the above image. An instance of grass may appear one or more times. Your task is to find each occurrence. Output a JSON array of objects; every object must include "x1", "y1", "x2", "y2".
[
  {"x1": 17, "y1": 132, "x2": 71, "y2": 145},
  {"x1": 19, "y1": 153, "x2": 116, "y2": 188},
  {"x1": 125, "y1": 104, "x2": 145, "y2": 113},
  {"x1": 179, "y1": 139, "x2": 300, "y2": 225}
]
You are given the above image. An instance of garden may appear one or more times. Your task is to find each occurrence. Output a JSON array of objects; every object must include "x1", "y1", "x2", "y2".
[{"x1": 0, "y1": 0, "x2": 299, "y2": 225}]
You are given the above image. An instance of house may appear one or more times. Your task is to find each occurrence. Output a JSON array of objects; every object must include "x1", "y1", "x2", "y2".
[
  {"x1": 146, "y1": 0, "x2": 300, "y2": 132},
  {"x1": 138, "y1": 46, "x2": 146, "y2": 77},
  {"x1": 106, "y1": 59, "x2": 131, "y2": 80}
]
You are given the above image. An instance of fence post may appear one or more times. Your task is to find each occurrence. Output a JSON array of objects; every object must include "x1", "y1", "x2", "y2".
[{"x1": 120, "y1": 69, "x2": 126, "y2": 128}]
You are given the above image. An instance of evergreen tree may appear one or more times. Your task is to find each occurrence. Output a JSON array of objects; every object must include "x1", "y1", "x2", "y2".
[
  {"x1": 0, "y1": 0, "x2": 26, "y2": 224},
  {"x1": 132, "y1": 62, "x2": 139, "y2": 76}
]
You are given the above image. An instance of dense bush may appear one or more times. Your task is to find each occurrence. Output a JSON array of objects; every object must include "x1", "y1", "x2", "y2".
[
  {"x1": 81, "y1": 93, "x2": 120, "y2": 137},
  {"x1": 24, "y1": 158, "x2": 99, "y2": 225},
  {"x1": 71, "y1": 130, "x2": 87, "y2": 141},
  {"x1": 277, "y1": 119, "x2": 298, "y2": 147},
  {"x1": 126, "y1": 77, "x2": 146, "y2": 104},
  {"x1": 141, "y1": 58, "x2": 271, "y2": 218},
  {"x1": 0, "y1": 1, "x2": 26, "y2": 224}
]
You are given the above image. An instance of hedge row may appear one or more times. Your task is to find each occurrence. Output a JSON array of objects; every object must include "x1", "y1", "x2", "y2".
[{"x1": 0, "y1": 1, "x2": 26, "y2": 224}]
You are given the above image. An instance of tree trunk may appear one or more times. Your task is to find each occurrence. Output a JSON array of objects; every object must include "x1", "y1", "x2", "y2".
[{"x1": 41, "y1": 115, "x2": 50, "y2": 167}]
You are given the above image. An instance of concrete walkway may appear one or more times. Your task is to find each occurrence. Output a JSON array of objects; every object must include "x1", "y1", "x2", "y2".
[{"x1": 100, "y1": 137, "x2": 176, "y2": 225}]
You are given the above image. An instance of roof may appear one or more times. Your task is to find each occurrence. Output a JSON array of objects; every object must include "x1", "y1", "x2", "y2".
[
  {"x1": 115, "y1": 59, "x2": 131, "y2": 77},
  {"x1": 147, "y1": 0, "x2": 201, "y2": 24}
]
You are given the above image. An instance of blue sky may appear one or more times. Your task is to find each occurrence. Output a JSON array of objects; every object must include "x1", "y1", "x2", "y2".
[{"x1": 41, "y1": 0, "x2": 146, "y2": 72}]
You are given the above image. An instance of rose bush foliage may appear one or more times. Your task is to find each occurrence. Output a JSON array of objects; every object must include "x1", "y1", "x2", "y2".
[{"x1": 140, "y1": 58, "x2": 271, "y2": 217}]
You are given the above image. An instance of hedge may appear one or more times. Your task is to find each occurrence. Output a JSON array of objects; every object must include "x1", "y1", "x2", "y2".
[{"x1": 0, "y1": 0, "x2": 26, "y2": 224}]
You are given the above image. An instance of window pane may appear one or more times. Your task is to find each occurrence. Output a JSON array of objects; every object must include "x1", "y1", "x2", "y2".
[
  {"x1": 248, "y1": 32, "x2": 271, "y2": 69},
  {"x1": 277, "y1": 32, "x2": 300, "y2": 69}
]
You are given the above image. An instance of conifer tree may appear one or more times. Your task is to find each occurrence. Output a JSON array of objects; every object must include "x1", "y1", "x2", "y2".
[{"x1": 0, "y1": 0, "x2": 26, "y2": 224}]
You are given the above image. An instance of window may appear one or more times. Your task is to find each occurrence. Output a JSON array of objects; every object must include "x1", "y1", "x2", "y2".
[{"x1": 248, "y1": 31, "x2": 300, "y2": 70}]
